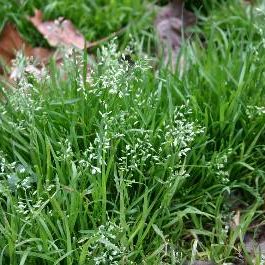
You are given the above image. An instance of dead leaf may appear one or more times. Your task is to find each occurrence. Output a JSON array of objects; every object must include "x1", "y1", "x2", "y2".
[
  {"x1": 240, "y1": 219, "x2": 265, "y2": 260},
  {"x1": 26, "y1": 47, "x2": 54, "y2": 64},
  {"x1": 243, "y1": 225, "x2": 265, "y2": 262},
  {"x1": 154, "y1": 0, "x2": 196, "y2": 70},
  {"x1": 0, "y1": 22, "x2": 55, "y2": 84},
  {"x1": 0, "y1": 23, "x2": 27, "y2": 72},
  {"x1": 29, "y1": 10, "x2": 86, "y2": 49},
  {"x1": 0, "y1": 23, "x2": 53, "y2": 73},
  {"x1": 231, "y1": 209, "x2": 241, "y2": 229}
]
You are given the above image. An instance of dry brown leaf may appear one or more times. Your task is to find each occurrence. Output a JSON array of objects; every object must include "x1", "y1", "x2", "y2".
[
  {"x1": 244, "y1": 232, "x2": 265, "y2": 262},
  {"x1": 230, "y1": 209, "x2": 241, "y2": 229},
  {"x1": 154, "y1": 0, "x2": 196, "y2": 70},
  {"x1": 29, "y1": 10, "x2": 87, "y2": 49},
  {"x1": 0, "y1": 22, "x2": 54, "y2": 85},
  {"x1": 0, "y1": 23, "x2": 53, "y2": 72},
  {"x1": 26, "y1": 47, "x2": 54, "y2": 64},
  {"x1": 0, "y1": 23, "x2": 27, "y2": 72}
]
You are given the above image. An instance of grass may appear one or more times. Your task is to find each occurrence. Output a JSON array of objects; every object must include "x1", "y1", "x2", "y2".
[
  {"x1": 0, "y1": 0, "x2": 151, "y2": 47},
  {"x1": 1, "y1": 0, "x2": 265, "y2": 264}
]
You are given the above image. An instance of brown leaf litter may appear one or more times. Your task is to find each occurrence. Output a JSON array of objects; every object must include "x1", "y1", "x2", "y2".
[
  {"x1": 0, "y1": 23, "x2": 55, "y2": 85},
  {"x1": 154, "y1": 0, "x2": 253, "y2": 72},
  {"x1": 0, "y1": 9, "x2": 126, "y2": 83},
  {"x1": 28, "y1": 10, "x2": 87, "y2": 49},
  {"x1": 0, "y1": 9, "x2": 89, "y2": 82},
  {"x1": 154, "y1": 0, "x2": 196, "y2": 71},
  {"x1": 0, "y1": 23, "x2": 53, "y2": 74},
  {"x1": 243, "y1": 221, "x2": 265, "y2": 263},
  {"x1": 29, "y1": 9, "x2": 126, "y2": 51}
]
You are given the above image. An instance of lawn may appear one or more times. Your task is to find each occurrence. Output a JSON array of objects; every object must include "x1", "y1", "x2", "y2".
[{"x1": 0, "y1": 0, "x2": 265, "y2": 264}]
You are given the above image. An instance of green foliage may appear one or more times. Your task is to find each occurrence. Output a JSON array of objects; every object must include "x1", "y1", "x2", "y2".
[{"x1": 1, "y1": 0, "x2": 265, "y2": 264}]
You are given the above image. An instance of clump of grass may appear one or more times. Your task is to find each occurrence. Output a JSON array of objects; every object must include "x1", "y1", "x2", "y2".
[
  {"x1": 0, "y1": 42, "x2": 206, "y2": 264},
  {"x1": 0, "y1": 0, "x2": 265, "y2": 264}
]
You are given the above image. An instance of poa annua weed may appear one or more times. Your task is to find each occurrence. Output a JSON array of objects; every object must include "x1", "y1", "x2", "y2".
[
  {"x1": 90, "y1": 39, "x2": 150, "y2": 98},
  {"x1": 246, "y1": 105, "x2": 265, "y2": 119},
  {"x1": 1, "y1": 17, "x2": 265, "y2": 263},
  {"x1": 206, "y1": 149, "x2": 232, "y2": 184},
  {"x1": 0, "y1": 41, "x2": 224, "y2": 263},
  {"x1": 79, "y1": 221, "x2": 129, "y2": 265},
  {"x1": 0, "y1": 151, "x2": 35, "y2": 192}
]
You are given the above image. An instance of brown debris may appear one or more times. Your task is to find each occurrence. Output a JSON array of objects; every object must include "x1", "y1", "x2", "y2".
[
  {"x1": 243, "y1": 222, "x2": 265, "y2": 262},
  {"x1": 244, "y1": 233, "x2": 265, "y2": 255},
  {"x1": 0, "y1": 23, "x2": 53, "y2": 75},
  {"x1": 28, "y1": 10, "x2": 87, "y2": 49},
  {"x1": 231, "y1": 209, "x2": 241, "y2": 229},
  {"x1": 154, "y1": 0, "x2": 196, "y2": 70},
  {"x1": 0, "y1": 23, "x2": 29, "y2": 70},
  {"x1": 27, "y1": 47, "x2": 54, "y2": 64}
]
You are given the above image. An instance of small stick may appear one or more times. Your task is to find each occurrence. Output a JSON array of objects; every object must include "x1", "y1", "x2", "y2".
[{"x1": 86, "y1": 26, "x2": 127, "y2": 50}]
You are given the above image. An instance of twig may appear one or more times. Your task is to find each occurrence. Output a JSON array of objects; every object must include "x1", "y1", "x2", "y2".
[{"x1": 86, "y1": 26, "x2": 127, "y2": 50}]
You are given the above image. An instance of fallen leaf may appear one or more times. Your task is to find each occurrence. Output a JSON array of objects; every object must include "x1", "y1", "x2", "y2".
[
  {"x1": 154, "y1": 0, "x2": 196, "y2": 70},
  {"x1": 0, "y1": 22, "x2": 55, "y2": 83},
  {"x1": 0, "y1": 23, "x2": 27, "y2": 72},
  {"x1": 29, "y1": 10, "x2": 87, "y2": 49},
  {"x1": 0, "y1": 23, "x2": 53, "y2": 73},
  {"x1": 26, "y1": 47, "x2": 54, "y2": 64},
  {"x1": 230, "y1": 209, "x2": 241, "y2": 229},
  {"x1": 245, "y1": 234, "x2": 265, "y2": 254},
  {"x1": 243, "y1": 226, "x2": 265, "y2": 262}
]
